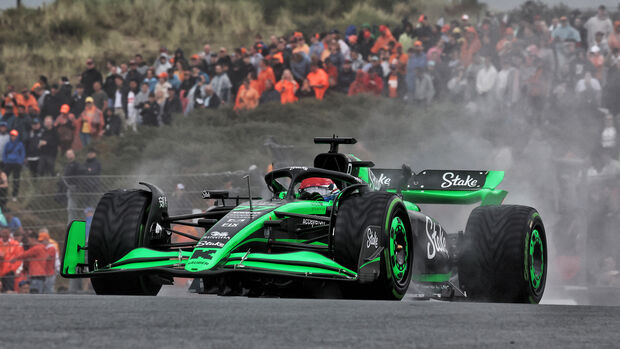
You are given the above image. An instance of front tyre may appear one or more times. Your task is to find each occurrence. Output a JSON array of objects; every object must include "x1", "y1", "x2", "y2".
[
  {"x1": 334, "y1": 191, "x2": 413, "y2": 300},
  {"x1": 88, "y1": 189, "x2": 163, "y2": 295},
  {"x1": 458, "y1": 205, "x2": 547, "y2": 303}
]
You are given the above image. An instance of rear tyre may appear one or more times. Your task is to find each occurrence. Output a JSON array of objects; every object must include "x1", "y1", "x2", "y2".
[
  {"x1": 458, "y1": 205, "x2": 547, "y2": 303},
  {"x1": 334, "y1": 191, "x2": 413, "y2": 300},
  {"x1": 88, "y1": 189, "x2": 163, "y2": 295}
]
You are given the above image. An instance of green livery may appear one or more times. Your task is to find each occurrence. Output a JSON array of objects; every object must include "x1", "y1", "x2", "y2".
[{"x1": 62, "y1": 136, "x2": 548, "y2": 302}]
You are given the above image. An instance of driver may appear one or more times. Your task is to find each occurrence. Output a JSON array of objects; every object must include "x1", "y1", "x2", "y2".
[{"x1": 298, "y1": 177, "x2": 340, "y2": 201}]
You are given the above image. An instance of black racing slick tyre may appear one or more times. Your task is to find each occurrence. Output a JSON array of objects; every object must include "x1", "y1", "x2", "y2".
[
  {"x1": 458, "y1": 205, "x2": 547, "y2": 303},
  {"x1": 334, "y1": 191, "x2": 413, "y2": 300},
  {"x1": 88, "y1": 189, "x2": 163, "y2": 295}
]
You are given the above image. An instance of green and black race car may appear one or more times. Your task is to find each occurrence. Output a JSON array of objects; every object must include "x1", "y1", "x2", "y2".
[{"x1": 61, "y1": 136, "x2": 547, "y2": 302}]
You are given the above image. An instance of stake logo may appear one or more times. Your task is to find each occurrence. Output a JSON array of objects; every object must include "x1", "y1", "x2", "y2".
[
  {"x1": 369, "y1": 171, "x2": 392, "y2": 190},
  {"x1": 440, "y1": 172, "x2": 478, "y2": 189},
  {"x1": 366, "y1": 226, "x2": 379, "y2": 248},
  {"x1": 157, "y1": 196, "x2": 168, "y2": 208},
  {"x1": 425, "y1": 216, "x2": 448, "y2": 259}
]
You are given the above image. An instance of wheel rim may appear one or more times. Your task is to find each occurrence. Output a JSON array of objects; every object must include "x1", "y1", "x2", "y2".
[
  {"x1": 389, "y1": 216, "x2": 409, "y2": 285},
  {"x1": 529, "y1": 228, "x2": 544, "y2": 291}
]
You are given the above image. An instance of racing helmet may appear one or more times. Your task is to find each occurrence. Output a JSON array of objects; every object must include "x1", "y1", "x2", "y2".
[{"x1": 299, "y1": 177, "x2": 339, "y2": 201}]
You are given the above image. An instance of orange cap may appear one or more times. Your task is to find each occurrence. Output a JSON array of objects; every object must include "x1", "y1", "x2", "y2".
[
  {"x1": 414, "y1": 40, "x2": 423, "y2": 47},
  {"x1": 9, "y1": 129, "x2": 18, "y2": 137},
  {"x1": 60, "y1": 104, "x2": 70, "y2": 114},
  {"x1": 158, "y1": 72, "x2": 168, "y2": 79},
  {"x1": 191, "y1": 54, "x2": 200, "y2": 60}
]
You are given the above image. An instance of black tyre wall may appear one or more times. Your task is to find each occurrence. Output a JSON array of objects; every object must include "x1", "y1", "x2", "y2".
[
  {"x1": 88, "y1": 189, "x2": 162, "y2": 295},
  {"x1": 458, "y1": 205, "x2": 547, "y2": 303},
  {"x1": 334, "y1": 191, "x2": 413, "y2": 300}
]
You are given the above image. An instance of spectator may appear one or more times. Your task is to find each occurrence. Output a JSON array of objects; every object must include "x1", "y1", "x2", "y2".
[
  {"x1": 154, "y1": 54, "x2": 172, "y2": 76},
  {"x1": 461, "y1": 27, "x2": 481, "y2": 67},
  {"x1": 134, "y1": 54, "x2": 148, "y2": 76},
  {"x1": 0, "y1": 123, "x2": 9, "y2": 162},
  {"x1": 576, "y1": 71, "x2": 602, "y2": 106},
  {"x1": 413, "y1": 67, "x2": 435, "y2": 106},
  {"x1": 309, "y1": 33, "x2": 324, "y2": 59},
  {"x1": 103, "y1": 108, "x2": 122, "y2": 136},
  {"x1": 234, "y1": 78, "x2": 259, "y2": 111},
  {"x1": 348, "y1": 70, "x2": 368, "y2": 96},
  {"x1": 275, "y1": 70, "x2": 299, "y2": 104},
  {"x1": 134, "y1": 82, "x2": 150, "y2": 120},
  {"x1": 111, "y1": 75, "x2": 129, "y2": 131},
  {"x1": 552, "y1": 16, "x2": 581, "y2": 43},
  {"x1": 16, "y1": 88, "x2": 39, "y2": 115},
  {"x1": 366, "y1": 68, "x2": 384, "y2": 96},
  {"x1": 3, "y1": 130, "x2": 25, "y2": 201},
  {"x1": 588, "y1": 45, "x2": 605, "y2": 81},
  {"x1": 601, "y1": 112, "x2": 617, "y2": 156},
  {"x1": 126, "y1": 59, "x2": 143, "y2": 84},
  {"x1": 259, "y1": 79, "x2": 280, "y2": 105},
  {"x1": 290, "y1": 52, "x2": 310, "y2": 84},
  {"x1": 195, "y1": 85, "x2": 221, "y2": 109},
  {"x1": 593, "y1": 31, "x2": 610, "y2": 56},
  {"x1": 91, "y1": 81, "x2": 108, "y2": 111},
  {"x1": 584, "y1": 5, "x2": 613, "y2": 47},
  {"x1": 4, "y1": 210, "x2": 21, "y2": 232},
  {"x1": 371, "y1": 25, "x2": 395, "y2": 54},
  {"x1": 162, "y1": 88, "x2": 182, "y2": 125},
  {"x1": 138, "y1": 92, "x2": 160, "y2": 126},
  {"x1": 26, "y1": 118, "x2": 43, "y2": 176},
  {"x1": 70, "y1": 83, "x2": 86, "y2": 116},
  {"x1": 337, "y1": 59, "x2": 356, "y2": 94},
  {"x1": 144, "y1": 68, "x2": 158, "y2": 92},
  {"x1": 13, "y1": 104, "x2": 31, "y2": 143},
  {"x1": 80, "y1": 58, "x2": 102, "y2": 97},
  {"x1": 9, "y1": 232, "x2": 47, "y2": 293},
  {"x1": 53, "y1": 104, "x2": 76, "y2": 153},
  {"x1": 0, "y1": 228, "x2": 23, "y2": 293},
  {"x1": 476, "y1": 56, "x2": 498, "y2": 97},
  {"x1": 257, "y1": 59, "x2": 276, "y2": 96},
  {"x1": 154, "y1": 73, "x2": 171, "y2": 105},
  {"x1": 37, "y1": 229, "x2": 57, "y2": 294},
  {"x1": 76, "y1": 97, "x2": 104, "y2": 146},
  {"x1": 38, "y1": 116, "x2": 58, "y2": 176},
  {"x1": 210, "y1": 64, "x2": 232, "y2": 104},
  {"x1": 126, "y1": 79, "x2": 138, "y2": 132},
  {"x1": 103, "y1": 61, "x2": 119, "y2": 101},
  {"x1": 350, "y1": 50, "x2": 365, "y2": 71},
  {"x1": 306, "y1": 62, "x2": 329, "y2": 100}
]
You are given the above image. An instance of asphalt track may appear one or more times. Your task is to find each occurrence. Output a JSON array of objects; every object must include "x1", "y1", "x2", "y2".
[{"x1": 0, "y1": 288, "x2": 618, "y2": 349}]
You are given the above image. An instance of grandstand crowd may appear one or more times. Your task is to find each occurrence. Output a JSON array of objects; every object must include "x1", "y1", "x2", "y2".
[{"x1": 1, "y1": 3, "x2": 620, "y2": 292}]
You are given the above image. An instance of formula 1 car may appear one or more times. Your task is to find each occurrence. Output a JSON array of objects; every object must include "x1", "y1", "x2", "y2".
[{"x1": 61, "y1": 136, "x2": 547, "y2": 302}]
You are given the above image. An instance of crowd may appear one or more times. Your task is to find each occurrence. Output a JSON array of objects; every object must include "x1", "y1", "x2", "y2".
[{"x1": 0, "y1": 3, "x2": 619, "y2": 292}]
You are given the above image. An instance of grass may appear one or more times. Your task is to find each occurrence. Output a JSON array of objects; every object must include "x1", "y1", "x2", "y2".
[{"x1": 0, "y1": 0, "x2": 482, "y2": 92}]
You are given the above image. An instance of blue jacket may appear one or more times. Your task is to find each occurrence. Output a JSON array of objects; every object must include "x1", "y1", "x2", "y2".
[{"x1": 3, "y1": 139, "x2": 25, "y2": 164}]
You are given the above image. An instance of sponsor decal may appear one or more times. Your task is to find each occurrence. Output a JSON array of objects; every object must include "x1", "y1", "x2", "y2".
[
  {"x1": 157, "y1": 196, "x2": 168, "y2": 208},
  {"x1": 232, "y1": 205, "x2": 274, "y2": 211},
  {"x1": 366, "y1": 226, "x2": 379, "y2": 248},
  {"x1": 301, "y1": 218, "x2": 326, "y2": 226},
  {"x1": 197, "y1": 241, "x2": 225, "y2": 248},
  {"x1": 440, "y1": 172, "x2": 479, "y2": 189},
  {"x1": 190, "y1": 249, "x2": 216, "y2": 260},
  {"x1": 205, "y1": 231, "x2": 230, "y2": 240},
  {"x1": 222, "y1": 223, "x2": 238, "y2": 228},
  {"x1": 425, "y1": 216, "x2": 448, "y2": 259},
  {"x1": 368, "y1": 171, "x2": 392, "y2": 190},
  {"x1": 288, "y1": 166, "x2": 308, "y2": 171}
]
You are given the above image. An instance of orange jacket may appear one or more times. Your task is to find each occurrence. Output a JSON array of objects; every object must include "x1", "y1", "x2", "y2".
[
  {"x1": 460, "y1": 34, "x2": 482, "y2": 67},
  {"x1": 0, "y1": 239, "x2": 23, "y2": 276},
  {"x1": 257, "y1": 67, "x2": 276, "y2": 96},
  {"x1": 234, "y1": 84, "x2": 259, "y2": 111},
  {"x1": 371, "y1": 29, "x2": 395, "y2": 54},
  {"x1": 307, "y1": 68, "x2": 329, "y2": 100},
  {"x1": 15, "y1": 94, "x2": 40, "y2": 114},
  {"x1": 274, "y1": 80, "x2": 299, "y2": 104},
  {"x1": 14, "y1": 244, "x2": 47, "y2": 277},
  {"x1": 609, "y1": 32, "x2": 620, "y2": 51}
]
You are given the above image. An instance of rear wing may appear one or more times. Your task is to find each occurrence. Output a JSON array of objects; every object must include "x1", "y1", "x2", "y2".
[{"x1": 360, "y1": 168, "x2": 507, "y2": 206}]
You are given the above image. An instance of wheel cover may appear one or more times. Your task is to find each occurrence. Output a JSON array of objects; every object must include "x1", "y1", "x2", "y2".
[
  {"x1": 529, "y1": 229, "x2": 544, "y2": 290},
  {"x1": 389, "y1": 216, "x2": 409, "y2": 284}
]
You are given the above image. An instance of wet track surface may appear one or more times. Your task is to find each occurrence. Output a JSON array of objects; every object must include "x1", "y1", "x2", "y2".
[{"x1": 0, "y1": 288, "x2": 618, "y2": 349}]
